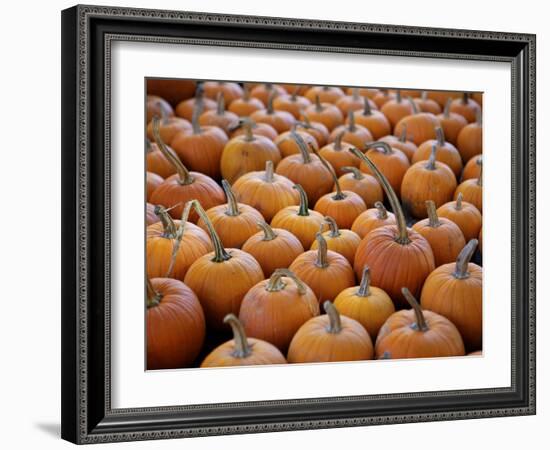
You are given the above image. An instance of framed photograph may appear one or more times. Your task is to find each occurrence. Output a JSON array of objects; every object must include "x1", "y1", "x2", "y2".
[{"x1": 61, "y1": 4, "x2": 536, "y2": 444}]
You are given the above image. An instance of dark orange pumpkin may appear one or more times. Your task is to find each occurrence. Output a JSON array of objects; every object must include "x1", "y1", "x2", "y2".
[
  {"x1": 350, "y1": 97, "x2": 391, "y2": 140},
  {"x1": 351, "y1": 201, "x2": 396, "y2": 239},
  {"x1": 329, "y1": 110, "x2": 373, "y2": 150},
  {"x1": 457, "y1": 109, "x2": 483, "y2": 163},
  {"x1": 147, "y1": 79, "x2": 196, "y2": 107},
  {"x1": 311, "y1": 216, "x2": 361, "y2": 265},
  {"x1": 203, "y1": 81, "x2": 244, "y2": 104},
  {"x1": 273, "y1": 87, "x2": 312, "y2": 119},
  {"x1": 198, "y1": 92, "x2": 240, "y2": 134},
  {"x1": 304, "y1": 85, "x2": 345, "y2": 104},
  {"x1": 436, "y1": 192, "x2": 482, "y2": 242},
  {"x1": 412, "y1": 126, "x2": 463, "y2": 178},
  {"x1": 301, "y1": 95, "x2": 345, "y2": 131},
  {"x1": 462, "y1": 154, "x2": 482, "y2": 181},
  {"x1": 359, "y1": 141, "x2": 410, "y2": 195},
  {"x1": 380, "y1": 90, "x2": 415, "y2": 129},
  {"x1": 393, "y1": 99, "x2": 441, "y2": 146},
  {"x1": 450, "y1": 92, "x2": 481, "y2": 123},
  {"x1": 436, "y1": 98, "x2": 468, "y2": 146},
  {"x1": 146, "y1": 171, "x2": 163, "y2": 202},
  {"x1": 455, "y1": 166, "x2": 482, "y2": 213},
  {"x1": 250, "y1": 91, "x2": 296, "y2": 133},
  {"x1": 227, "y1": 84, "x2": 265, "y2": 117},
  {"x1": 146, "y1": 115, "x2": 191, "y2": 146},
  {"x1": 338, "y1": 166, "x2": 383, "y2": 208}
]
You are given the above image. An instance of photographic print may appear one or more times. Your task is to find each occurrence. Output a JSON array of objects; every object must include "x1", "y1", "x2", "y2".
[{"x1": 145, "y1": 80, "x2": 483, "y2": 370}]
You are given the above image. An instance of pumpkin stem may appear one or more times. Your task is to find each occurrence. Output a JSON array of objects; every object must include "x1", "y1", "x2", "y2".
[
  {"x1": 309, "y1": 143, "x2": 345, "y2": 200},
  {"x1": 462, "y1": 92, "x2": 469, "y2": 105},
  {"x1": 324, "y1": 301, "x2": 342, "y2": 334},
  {"x1": 421, "y1": 91, "x2": 428, "y2": 101},
  {"x1": 221, "y1": 179, "x2": 240, "y2": 217},
  {"x1": 257, "y1": 221, "x2": 277, "y2": 241},
  {"x1": 224, "y1": 314, "x2": 252, "y2": 358},
  {"x1": 315, "y1": 95, "x2": 323, "y2": 113},
  {"x1": 426, "y1": 200, "x2": 440, "y2": 227},
  {"x1": 351, "y1": 87, "x2": 360, "y2": 101},
  {"x1": 152, "y1": 116, "x2": 194, "y2": 185},
  {"x1": 264, "y1": 160, "x2": 275, "y2": 183},
  {"x1": 401, "y1": 287, "x2": 429, "y2": 332},
  {"x1": 243, "y1": 119, "x2": 254, "y2": 142},
  {"x1": 436, "y1": 126, "x2": 446, "y2": 146},
  {"x1": 146, "y1": 278, "x2": 162, "y2": 308},
  {"x1": 398, "y1": 123, "x2": 408, "y2": 143},
  {"x1": 266, "y1": 90, "x2": 276, "y2": 114},
  {"x1": 443, "y1": 98, "x2": 451, "y2": 118},
  {"x1": 242, "y1": 84, "x2": 250, "y2": 101},
  {"x1": 190, "y1": 200, "x2": 231, "y2": 263},
  {"x1": 342, "y1": 166, "x2": 364, "y2": 180},
  {"x1": 216, "y1": 92, "x2": 225, "y2": 115},
  {"x1": 453, "y1": 239, "x2": 479, "y2": 279},
  {"x1": 314, "y1": 232, "x2": 329, "y2": 268},
  {"x1": 350, "y1": 147, "x2": 410, "y2": 244},
  {"x1": 408, "y1": 96, "x2": 419, "y2": 114},
  {"x1": 191, "y1": 86, "x2": 204, "y2": 134},
  {"x1": 455, "y1": 192, "x2": 463, "y2": 210},
  {"x1": 294, "y1": 184, "x2": 310, "y2": 217},
  {"x1": 363, "y1": 96, "x2": 372, "y2": 116},
  {"x1": 266, "y1": 268, "x2": 307, "y2": 294},
  {"x1": 356, "y1": 266, "x2": 372, "y2": 297},
  {"x1": 334, "y1": 130, "x2": 345, "y2": 151},
  {"x1": 165, "y1": 201, "x2": 193, "y2": 278},
  {"x1": 425, "y1": 143, "x2": 438, "y2": 170},
  {"x1": 374, "y1": 201, "x2": 388, "y2": 219},
  {"x1": 324, "y1": 216, "x2": 341, "y2": 238},
  {"x1": 291, "y1": 130, "x2": 312, "y2": 164},
  {"x1": 365, "y1": 141, "x2": 392, "y2": 155},
  {"x1": 477, "y1": 159, "x2": 483, "y2": 186},
  {"x1": 348, "y1": 109, "x2": 357, "y2": 132},
  {"x1": 154, "y1": 205, "x2": 177, "y2": 238},
  {"x1": 396, "y1": 90, "x2": 402, "y2": 103}
]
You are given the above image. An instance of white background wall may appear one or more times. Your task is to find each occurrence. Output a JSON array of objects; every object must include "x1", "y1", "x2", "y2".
[{"x1": 0, "y1": 0, "x2": 544, "y2": 448}]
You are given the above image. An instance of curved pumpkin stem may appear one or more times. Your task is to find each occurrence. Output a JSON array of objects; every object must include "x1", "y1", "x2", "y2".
[
  {"x1": 342, "y1": 166, "x2": 364, "y2": 180},
  {"x1": 266, "y1": 268, "x2": 307, "y2": 295},
  {"x1": 363, "y1": 96, "x2": 372, "y2": 116},
  {"x1": 324, "y1": 301, "x2": 342, "y2": 334},
  {"x1": 453, "y1": 239, "x2": 478, "y2": 279},
  {"x1": 154, "y1": 205, "x2": 177, "y2": 238},
  {"x1": 436, "y1": 126, "x2": 446, "y2": 147},
  {"x1": 324, "y1": 216, "x2": 341, "y2": 238},
  {"x1": 348, "y1": 110, "x2": 356, "y2": 132},
  {"x1": 152, "y1": 116, "x2": 194, "y2": 185},
  {"x1": 309, "y1": 143, "x2": 345, "y2": 200},
  {"x1": 425, "y1": 143, "x2": 438, "y2": 170},
  {"x1": 190, "y1": 200, "x2": 231, "y2": 263},
  {"x1": 314, "y1": 233, "x2": 329, "y2": 268},
  {"x1": 455, "y1": 192, "x2": 463, "y2": 211},
  {"x1": 365, "y1": 141, "x2": 393, "y2": 155},
  {"x1": 291, "y1": 130, "x2": 312, "y2": 164},
  {"x1": 374, "y1": 201, "x2": 388, "y2": 220},
  {"x1": 264, "y1": 160, "x2": 275, "y2": 183},
  {"x1": 357, "y1": 266, "x2": 372, "y2": 297},
  {"x1": 401, "y1": 287, "x2": 429, "y2": 332},
  {"x1": 224, "y1": 314, "x2": 252, "y2": 358},
  {"x1": 294, "y1": 184, "x2": 310, "y2": 217},
  {"x1": 221, "y1": 179, "x2": 240, "y2": 217},
  {"x1": 216, "y1": 91, "x2": 225, "y2": 115},
  {"x1": 257, "y1": 221, "x2": 277, "y2": 241},
  {"x1": 426, "y1": 200, "x2": 441, "y2": 228},
  {"x1": 146, "y1": 278, "x2": 162, "y2": 308},
  {"x1": 350, "y1": 148, "x2": 410, "y2": 244}
]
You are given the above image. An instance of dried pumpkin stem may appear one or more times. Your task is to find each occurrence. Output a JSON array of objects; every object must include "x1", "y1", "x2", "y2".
[
  {"x1": 408, "y1": 96, "x2": 419, "y2": 114},
  {"x1": 342, "y1": 166, "x2": 364, "y2": 180},
  {"x1": 475, "y1": 108, "x2": 482, "y2": 126},
  {"x1": 399, "y1": 123, "x2": 408, "y2": 143},
  {"x1": 294, "y1": 184, "x2": 310, "y2": 217},
  {"x1": 421, "y1": 91, "x2": 428, "y2": 101},
  {"x1": 350, "y1": 147, "x2": 410, "y2": 244},
  {"x1": 426, "y1": 200, "x2": 440, "y2": 228},
  {"x1": 425, "y1": 143, "x2": 438, "y2": 170},
  {"x1": 243, "y1": 120, "x2": 254, "y2": 142},
  {"x1": 324, "y1": 301, "x2": 342, "y2": 334},
  {"x1": 165, "y1": 201, "x2": 193, "y2": 278},
  {"x1": 257, "y1": 221, "x2": 277, "y2": 241},
  {"x1": 477, "y1": 160, "x2": 483, "y2": 186},
  {"x1": 462, "y1": 92, "x2": 469, "y2": 105},
  {"x1": 374, "y1": 201, "x2": 388, "y2": 219},
  {"x1": 264, "y1": 160, "x2": 274, "y2": 183},
  {"x1": 334, "y1": 131, "x2": 345, "y2": 151},
  {"x1": 224, "y1": 314, "x2": 252, "y2": 358},
  {"x1": 154, "y1": 205, "x2": 177, "y2": 238},
  {"x1": 357, "y1": 266, "x2": 372, "y2": 297},
  {"x1": 363, "y1": 96, "x2": 372, "y2": 116},
  {"x1": 191, "y1": 86, "x2": 204, "y2": 134},
  {"x1": 221, "y1": 179, "x2": 240, "y2": 217},
  {"x1": 152, "y1": 116, "x2": 194, "y2": 185},
  {"x1": 315, "y1": 95, "x2": 323, "y2": 113},
  {"x1": 146, "y1": 278, "x2": 162, "y2": 308},
  {"x1": 242, "y1": 84, "x2": 250, "y2": 101},
  {"x1": 396, "y1": 90, "x2": 402, "y2": 103},
  {"x1": 216, "y1": 92, "x2": 225, "y2": 115},
  {"x1": 291, "y1": 130, "x2": 312, "y2": 164},
  {"x1": 453, "y1": 239, "x2": 479, "y2": 279},
  {"x1": 190, "y1": 200, "x2": 231, "y2": 263},
  {"x1": 455, "y1": 192, "x2": 463, "y2": 210},
  {"x1": 267, "y1": 90, "x2": 276, "y2": 114},
  {"x1": 401, "y1": 287, "x2": 429, "y2": 332},
  {"x1": 266, "y1": 268, "x2": 307, "y2": 294},
  {"x1": 365, "y1": 141, "x2": 392, "y2": 155},
  {"x1": 443, "y1": 98, "x2": 452, "y2": 118},
  {"x1": 314, "y1": 233, "x2": 329, "y2": 268},
  {"x1": 348, "y1": 110, "x2": 356, "y2": 132},
  {"x1": 324, "y1": 216, "x2": 341, "y2": 238},
  {"x1": 436, "y1": 127, "x2": 445, "y2": 146},
  {"x1": 309, "y1": 143, "x2": 345, "y2": 200}
]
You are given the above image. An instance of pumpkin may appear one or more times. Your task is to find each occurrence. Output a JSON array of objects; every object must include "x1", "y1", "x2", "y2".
[
  {"x1": 472, "y1": 92, "x2": 483, "y2": 107},
  {"x1": 393, "y1": 99, "x2": 441, "y2": 146},
  {"x1": 350, "y1": 149, "x2": 435, "y2": 306},
  {"x1": 146, "y1": 171, "x2": 163, "y2": 202},
  {"x1": 198, "y1": 92, "x2": 240, "y2": 134},
  {"x1": 372, "y1": 89, "x2": 396, "y2": 108},
  {"x1": 457, "y1": 108, "x2": 483, "y2": 163},
  {"x1": 338, "y1": 166, "x2": 383, "y2": 208},
  {"x1": 335, "y1": 88, "x2": 376, "y2": 117},
  {"x1": 436, "y1": 192, "x2": 482, "y2": 242},
  {"x1": 242, "y1": 221, "x2": 305, "y2": 277},
  {"x1": 412, "y1": 200, "x2": 466, "y2": 266},
  {"x1": 271, "y1": 184, "x2": 325, "y2": 249},
  {"x1": 203, "y1": 81, "x2": 244, "y2": 104},
  {"x1": 311, "y1": 216, "x2": 361, "y2": 265},
  {"x1": 146, "y1": 203, "x2": 160, "y2": 226},
  {"x1": 463, "y1": 154, "x2": 482, "y2": 180},
  {"x1": 347, "y1": 87, "x2": 380, "y2": 99},
  {"x1": 450, "y1": 92, "x2": 481, "y2": 123},
  {"x1": 232, "y1": 160, "x2": 300, "y2": 222},
  {"x1": 412, "y1": 126, "x2": 463, "y2": 178},
  {"x1": 304, "y1": 85, "x2": 345, "y2": 104},
  {"x1": 401, "y1": 144, "x2": 457, "y2": 218},
  {"x1": 250, "y1": 83, "x2": 287, "y2": 106},
  {"x1": 287, "y1": 301, "x2": 374, "y2": 363},
  {"x1": 478, "y1": 228, "x2": 482, "y2": 252},
  {"x1": 311, "y1": 145, "x2": 367, "y2": 229},
  {"x1": 149, "y1": 117, "x2": 225, "y2": 221},
  {"x1": 220, "y1": 121, "x2": 281, "y2": 183},
  {"x1": 230, "y1": 119, "x2": 278, "y2": 141},
  {"x1": 301, "y1": 95, "x2": 345, "y2": 131},
  {"x1": 318, "y1": 131, "x2": 360, "y2": 176},
  {"x1": 171, "y1": 101, "x2": 228, "y2": 179},
  {"x1": 184, "y1": 200, "x2": 264, "y2": 330},
  {"x1": 421, "y1": 239, "x2": 482, "y2": 350},
  {"x1": 350, "y1": 97, "x2": 391, "y2": 140},
  {"x1": 146, "y1": 115, "x2": 191, "y2": 145},
  {"x1": 334, "y1": 266, "x2": 395, "y2": 339},
  {"x1": 426, "y1": 90, "x2": 462, "y2": 109},
  {"x1": 147, "y1": 78, "x2": 196, "y2": 106},
  {"x1": 227, "y1": 84, "x2": 265, "y2": 117},
  {"x1": 380, "y1": 90, "x2": 415, "y2": 128},
  {"x1": 295, "y1": 115, "x2": 330, "y2": 147},
  {"x1": 239, "y1": 268, "x2": 320, "y2": 352},
  {"x1": 359, "y1": 141, "x2": 410, "y2": 195},
  {"x1": 374, "y1": 287, "x2": 465, "y2": 359},
  {"x1": 197, "y1": 180, "x2": 264, "y2": 249},
  {"x1": 329, "y1": 110, "x2": 373, "y2": 150},
  {"x1": 275, "y1": 131, "x2": 334, "y2": 204},
  {"x1": 289, "y1": 233, "x2": 356, "y2": 303},
  {"x1": 379, "y1": 124, "x2": 417, "y2": 161},
  {"x1": 175, "y1": 84, "x2": 217, "y2": 121},
  {"x1": 351, "y1": 201, "x2": 396, "y2": 239},
  {"x1": 274, "y1": 127, "x2": 319, "y2": 158},
  {"x1": 146, "y1": 277, "x2": 205, "y2": 369},
  {"x1": 146, "y1": 95, "x2": 174, "y2": 124},
  {"x1": 249, "y1": 94, "x2": 296, "y2": 134},
  {"x1": 455, "y1": 164, "x2": 482, "y2": 212},
  {"x1": 273, "y1": 86, "x2": 312, "y2": 119},
  {"x1": 147, "y1": 203, "x2": 213, "y2": 281},
  {"x1": 280, "y1": 84, "x2": 310, "y2": 96},
  {"x1": 413, "y1": 91, "x2": 442, "y2": 115},
  {"x1": 201, "y1": 314, "x2": 286, "y2": 367},
  {"x1": 436, "y1": 98, "x2": 468, "y2": 146},
  {"x1": 146, "y1": 140, "x2": 177, "y2": 178}
]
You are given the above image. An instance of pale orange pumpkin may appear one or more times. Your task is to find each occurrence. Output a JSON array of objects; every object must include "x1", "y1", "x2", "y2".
[
  {"x1": 412, "y1": 126, "x2": 463, "y2": 178},
  {"x1": 436, "y1": 193, "x2": 482, "y2": 242},
  {"x1": 393, "y1": 99, "x2": 441, "y2": 146},
  {"x1": 273, "y1": 86, "x2": 312, "y2": 119},
  {"x1": 250, "y1": 83, "x2": 287, "y2": 106},
  {"x1": 304, "y1": 85, "x2": 345, "y2": 104},
  {"x1": 372, "y1": 89, "x2": 396, "y2": 109},
  {"x1": 351, "y1": 201, "x2": 396, "y2": 239},
  {"x1": 359, "y1": 141, "x2": 410, "y2": 195},
  {"x1": 230, "y1": 119, "x2": 278, "y2": 141},
  {"x1": 457, "y1": 109, "x2": 483, "y2": 163},
  {"x1": 335, "y1": 88, "x2": 377, "y2": 117},
  {"x1": 250, "y1": 91, "x2": 296, "y2": 133},
  {"x1": 413, "y1": 91, "x2": 442, "y2": 115},
  {"x1": 203, "y1": 81, "x2": 244, "y2": 104},
  {"x1": 198, "y1": 92, "x2": 240, "y2": 134},
  {"x1": 227, "y1": 84, "x2": 265, "y2": 117},
  {"x1": 311, "y1": 216, "x2": 361, "y2": 265},
  {"x1": 350, "y1": 97, "x2": 391, "y2": 140},
  {"x1": 426, "y1": 90, "x2": 462, "y2": 108},
  {"x1": 318, "y1": 131, "x2": 360, "y2": 177},
  {"x1": 337, "y1": 166, "x2": 383, "y2": 208},
  {"x1": 346, "y1": 87, "x2": 380, "y2": 99},
  {"x1": 455, "y1": 167, "x2": 482, "y2": 213},
  {"x1": 436, "y1": 98, "x2": 468, "y2": 146},
  {"x1": 295, "y1": 115, "x2": 330, "y2": 147},
  {"x1": 450, "y1": 92, "x2": 481, "y2": 123},
  {"x1": 379, "y1": 124, "x2": 417, "y2": 161},
  {"x1": 274, "y1": 127, "x2": 319, "y2": 158},
  {"x1": 329, "y1": 110, "x2": 373, "y2": 150},
  {"x1": 301, "y1": 95, "x2": 345, "y2": 131},
  {"x1": 380, "y1": 90, "x2": 415, "y2": 129}
]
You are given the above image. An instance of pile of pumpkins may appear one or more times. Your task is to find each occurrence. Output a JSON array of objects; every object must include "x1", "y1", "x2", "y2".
[{"x1": 145, "y1": 80, "x2": 483, "y2": 369}]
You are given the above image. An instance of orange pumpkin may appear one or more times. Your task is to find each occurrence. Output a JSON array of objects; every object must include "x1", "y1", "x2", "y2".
[
  {"x1": 250, "y1": 83, "x2": 287, "y2": 106},
  {"x1": 456, "y1": 109, "x2": 482, "y2": 163},
  {"x1": 232, "y1": 160, "x2": 299, "y2": 222},
  {"x1": 351, "y1": 201, "x2": 396, "y2": 239},
  {"x1": 334, "y1": 266, "x2": 395, "y2": 339},
  {"x1": 455, "y1": 167, "x2": 482, "y2": 213},
  {"x1": 147, "y1": 277, "x2": 205, "y2": 369},
  {"x1": 462, "y1": 154, "x2": 482, "y2": 180},
  {"x1": 147, "y1": 78, "x2": 196, "y2": 107},
  {"x1": 421, "y1": 239, "x2": 482, "y2": 350},
  {"x1": 227, "y1": 84, "x2": 265, "y2": 117},
  {"x1": 301, "y1": 95, "x2": 345, "y2": 131},
  {"x1": 220, "y1": 121, "x2": 281, "y2": 183},
  {"x1": 426, "y1": 90, "x2": 462, "y2": 108},
  {"x1": 239, "y1": 269, "x2": 320, "y2": 352},
  {"x1": 335, "y1": 88, "x2": 376, "y2": 117},
  {"x1": 242, "y1": 222, "x2": 305, "y2": 277},
  {"x1": 436, "y1": 192, "x2": 482, "y2": 242},
  {"x1": 346, "y1": 87, "x2": 380, "y2": 99},
  {"x1": 329, "y1": 110, "x2": 373, "y2": 150},
  {"x1": 201, "y1": 314, "x2": 286, "y2": 367},
  {"x1": 318, "y1": 131, "x2": 360, "y2": 177},
  {"x1": 146, "y1": 140, "x2": 177, "y2": 179},
  {"x1": 175, "y1": 84, "x2": 216, "y2": 121},
  {"x1": 146, "y1": 171, "x2": 163, "y2": 202},
  {"x1": 149, "y1": 117, "x2": 225, "y2": 221},
  {"x1": 274, "y1": 127, "x2": 319, "y2": 158},
  {"x1": 295, "y1": 116, "x2": 330, "y2": 147},
  {"x1": 393, "y1": 100, "x2": 441, "y2": 146},
  {"x1": 350, "y1": 97, "x2": 391, "y2": 140},
  {"x1": 413, "y1": 91, "x2": 442, "y2": 115},
  {"x1": 338, "y1": 166, "x2": 383, "y2": 208},
  {"x1": 146, "y1": 116, "x2": 191, "y2": 146},
  {"x1": 379, "y1": 124, "x2": 417, "y2": 161},
  {"x1": 436, "y1": 98, "x2": 468, "y2": 146},
  {"x1": 146, "y1": 95, "x2": 174, "y2": 124},
  {"x1": 359, "y1": 141, "x2": 410, "y2": 195},
  {"x1": 273, "y1": 87, "x2": 312, "y2": 119},
  {"x1": 450, "y1": 92, "x2": 481, "y2": 123},
  {"x1": 412, "y1": 126, "x2": 463, "y2": 178},
  {"x1": 412, "y1": 200, "x2": 466, "y2": 266},
  {"x1": 198, "y1": 92, "x2": 240, "y2": 134},
  {"x1": 304, "y1": 85, "x2": 345, "y2": 104},
  {"x1": 351, "y1": 149, "x2": 435, "y2": 306},
  {"x1": 374, "y1": 287, "x2": 465, "y2": 359},
  {"x1": 230, "y1": 119, "x2": 278, "y2": 141},
  {"x1": 184, "y1": 201, "x2": 264, "y2": 330},
  {"x1": 271, "y1": 184, "x2": 325, "y2": 249},
  {"x1": 401, "y1": 144, "x2": 457, "y2": 218},
  {"x1": 311, "y1": 216, "x2": 361, "y2": 265},
  {"x1": 287, "y1": 301, "x2": 374, "y2": 363},
  {"x1": 380, "y1": 90, "x2": 415, "y2": 128},
  {"x1": 203, "y1": 81, "x2": 244, "y2": 104},
  {"x1": 146, "y1": 202, "x2": 160, "y2": 226},
  {"x1": 289, "y1": 233, "x2": 356, "y2": 303},
  {"x1": 250, "y1": 91, "x2": 296, "y2": 133},
  {"x1": 372, "y1": 89, "x2": 396, "y2": 109}
]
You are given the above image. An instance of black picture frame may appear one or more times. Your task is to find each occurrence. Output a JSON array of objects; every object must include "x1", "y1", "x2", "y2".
[{"x1": 61, "y1": 4, "x2": 536, "y2": 444}]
